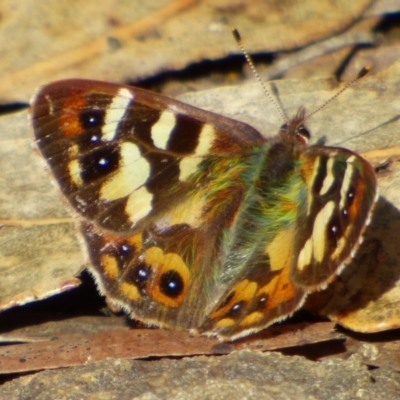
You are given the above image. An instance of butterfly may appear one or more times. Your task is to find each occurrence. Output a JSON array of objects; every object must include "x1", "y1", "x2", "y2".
[{"x1": 31, "y1": 79, "x2": 377, "y2": 340}]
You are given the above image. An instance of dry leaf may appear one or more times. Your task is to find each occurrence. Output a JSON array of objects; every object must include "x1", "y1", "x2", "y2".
[
  {"x1": 367, "y1": 0, "x2": 400, "y2": 16},
  {"x1": 0, "y1": 0, "x2": 374, "y2": 101},
  {"x1": 342, "y1": 43, "x2": 400, "y2": 82},
  {"x1": 346, "y1": 336, "x2": 400, "y2": 370},
  {"x1": 179, "y1": 59, "x2": 400, "y2": 152},
  {"x1": 279, "y1": 17, "x2": 379, "y2": 80},
  {"x1": 0, "y1": 322, "x2": 340, "y2": 374},
  {"x1": 0, "y1": 315, "x2": 130, "y2": 343},
  {"x1": 0, "y1": 112, "x2": 82, "y2": 312}
]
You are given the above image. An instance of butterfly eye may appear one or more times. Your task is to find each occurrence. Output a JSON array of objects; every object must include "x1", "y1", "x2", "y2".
[
  {"x1": 279, "y1": 121, "x2": 310, "y2": 144},
  {"x1": 296, "y1": 126, "x2": 310, "y2": 142}
]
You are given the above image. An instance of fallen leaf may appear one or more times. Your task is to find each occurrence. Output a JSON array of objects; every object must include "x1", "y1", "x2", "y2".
[
  {"x1": 0, "y1": 0, "x2": 374, "y2": 101},
  {"x1": 0, "y1": 322, "x2": 340, "y2": 374},
  {"x1": 0, "y1": 112, "x2": 81, "y2": 312},
  {"x1": 0, "y1": 315, "x2": 130, "y2": 343}
]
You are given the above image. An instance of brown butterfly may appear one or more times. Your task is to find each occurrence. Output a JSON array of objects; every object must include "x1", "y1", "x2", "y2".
[{"x1": 31, "y1": 79, "x2": 377, "y2": 340}]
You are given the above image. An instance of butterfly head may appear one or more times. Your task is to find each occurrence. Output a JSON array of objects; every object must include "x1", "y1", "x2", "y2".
[{"x1": 279, "y1": 107, "x2": 311, "y2": 145}]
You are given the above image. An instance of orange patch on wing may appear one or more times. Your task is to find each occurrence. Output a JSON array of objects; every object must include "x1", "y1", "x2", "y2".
[
  {"x1": 100, "y1": 254, "x2": 119, "y2": 280},
  {"x1": 127, "y1": 232, "x2": 143, "y2": 250},
  {"x1": 101, "y1": 232, "x2": 143, "y2": 253},
  {"x1": 145, "y1": 247, "x2": 190, "y2": 308},
  {"x1": 266, "y1": 227, "x2": 294, "y2": 271},
  {"x1": 349, "y1": 178, "x2": 366, "y2": 221},
  {"x1": 60, "y1": 96, "x2": 87, "y2": 138},
  {"x1": 240, "y1": 311, "x2": 264, "y2": 327},
  {"x1": 215, "y1": 318, "x2": 235, "y2": 329},
  {"x1": 258, "y1": 266, "x2": 299, "y2": 311},
  {"x1": 300, "y1": 153, "x2": 318, "y2": 182},
  {"x1": 161, "y1": 190, "x2": 206, "y2": 229},
  {"x1": 119, "y1": 282, "x2": 142, "y2": 301},
  {"x1": 211, "y1": 280, "x2": 258, "y2": 320}
]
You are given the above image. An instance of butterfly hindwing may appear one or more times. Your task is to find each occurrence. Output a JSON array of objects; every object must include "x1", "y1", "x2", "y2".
[
  {"x1": 81, "y1": 220, "x2": 208, "y2": 329},
  {"x1": 199, "y1": 227, "x2": 307, "y2": 339}
]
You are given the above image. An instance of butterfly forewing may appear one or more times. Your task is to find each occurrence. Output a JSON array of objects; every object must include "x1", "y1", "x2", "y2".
[
  {"x1": 31, "y1": 79, "x2": 377, "y2": 340},
  {"x1": 32, "y1": 79, "x2": 263, "y2": 233},
  {"x1": 291, "y1": 146, "x2": 377, "y2": 289}
]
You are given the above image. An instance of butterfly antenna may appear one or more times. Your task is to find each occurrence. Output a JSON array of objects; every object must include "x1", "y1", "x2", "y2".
[
  {"x1": 232, "y1": 28, "x2": 288, "y2": 124},
  {"x1": 305, "y1": 66, "x2": 370, "y2": 120}
]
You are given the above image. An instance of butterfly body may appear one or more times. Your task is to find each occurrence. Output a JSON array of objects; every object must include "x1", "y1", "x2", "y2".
[{"x1": 31, "y1": 79, "x2": 377, "y2": 340}]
